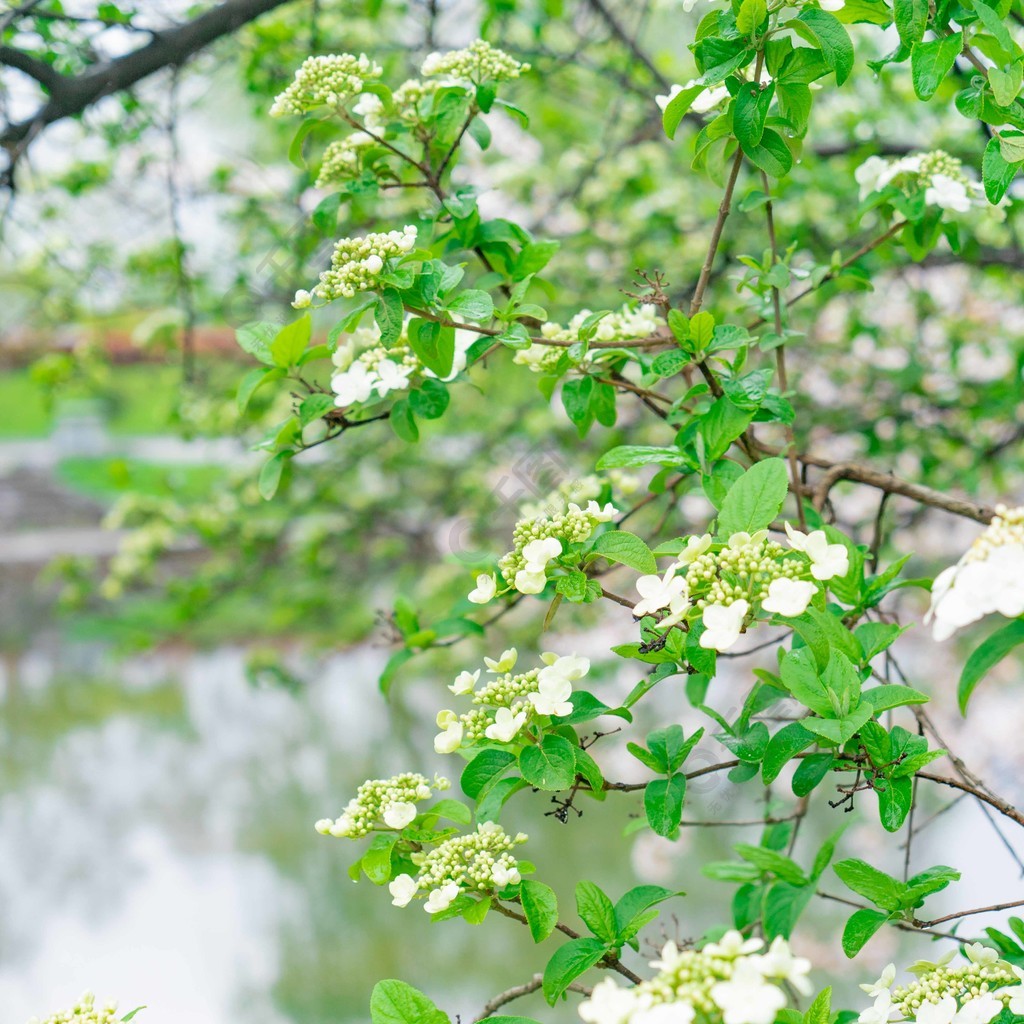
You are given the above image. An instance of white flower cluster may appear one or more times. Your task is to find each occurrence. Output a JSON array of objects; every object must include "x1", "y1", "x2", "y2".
[
  {"x1": 856, "y1": 151, "x2": 986, "y2": 213},
  {"x1": 858, "y1": 946, "x2": 1023, "y2": 1024},
  {"x1": 28, "y1": 993, "x2": 121, "y2": 1024},
  {"x1": 926, "y1": 504, "x2": 1024, "y2": 640},
  {"x1": 579, "y1": 931, "x2": 811, "y2": 1024},
  {"x1": 316, "y1": 132, "x2": 375, "y2": 187},
  {"x1": 347, "y1": 79, "x2": 442, "y2": 135},
  {"x1": 514, "y1": 304, "x2": 664, "y2": 374},
  {"x1": 389, "y1": 821, "x2": 528, "y2": 913},
  {"x1": 632, "y1": 524, "x2": 848, "y2": 652},
  {"x1": 466, "y1": 501, "x2": 617, "y2": 603},
  {"x1": 434, "y1": 647, "x2": 590, "y2": 752},
  {"x1": 329, "y1": 323, "x2": 476, "y2": 407},
  {"x1": 314, "y1": 771, "x2": 450, "y2": 838},
  {"x1": 420, "y1": 39, "x2": 529, "y2": 83},
  {"x1": 270, "y1": 53, "x2": 383, "y2": 117},
  {"x1": 294, "y1": 226, "x2": 417, "y2": 305}
]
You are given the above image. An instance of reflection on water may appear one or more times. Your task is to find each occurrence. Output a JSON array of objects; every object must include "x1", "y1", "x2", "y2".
[{"x1": 1, "y1": 637, "x2": 1022, "y2": 1024}]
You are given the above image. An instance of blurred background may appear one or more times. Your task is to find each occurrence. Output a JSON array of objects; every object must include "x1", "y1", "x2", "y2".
[{"x1": 2, "y1": 1, "x2": 1024, "y2": 1022}]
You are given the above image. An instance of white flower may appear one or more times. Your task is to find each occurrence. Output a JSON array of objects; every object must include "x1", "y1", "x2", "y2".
[
  {"x1": 585, "y1": 500, "x2": 618, "y2": 521},
  {"x1": 329, "y1": 813, "x2": 354, "y2": 837},
  {"x1": 655, "y1": 83, "x2": 683, "y2": 111},
  {"x1": 514, "y1": 568, "x2": 547, "y2": 594},
  {"x1": 332, "y1": 362, "x2": 376, "y2": 406},
  {"x1": 860, "y1": 964, "x2": 897, "y2": 998},
  {"x1": 703, "y1": 930, "x2": 764, "y2": 958},
  {"x1": 514, "y1": 536, "x2": 562, "y2": 594},
  {"x1": 491, "y1": 862, "x2": 521, "y2": 887},
  {"x1": 314, "y1": 818, "x2": 333, "y2": 834},
  {"x1": 389, "y1": 873, "x2": 418, "y2": 907},
  {"x1": 785, "y1": 523, "x2": 849, "y2": 580},
  {"x1": 1009, "y1": 969, "x2": 1024, "y2": 1016},
  {"x1": 423, "y1": 881, "x2": 460, "y2": 914},
  {"x1": 292, "y1": 288, "x2": 312, "y2": 308},
  {"x1": 578, "y1": 978, "x2": 639, "y2": 1024},
  {"x1": 468, "y1": 572, "x2": 497, "y2": 605},
  {"x1": 528, "y1": 674, "x2": 573, "y2": 716},
  {"x1": 634, "y1": 568, "x2": 688, "y2": 617},
  {"x1": 917, "y1": 997, "x2": 957, "y2": 1024},
  {"x1": 364, "y1": 253, "x2": 384, "y2": 274},
  {"x1": 710, "y1": 958, "x2": 787, "y2": 1024},
  {"x1": 728, "y1": 529, "x2": 768, "y2": 550},
  {"x1": 964, "y1": 943, "x2": 1000, "y2": 966},
  {"x1": 374, "y1": 359, "x2": 414, "y2": 396},
  {"x1": 700, "y1": 600, "x2": 749, "y2": 651},
  {"x1": 819, "y1": 0, "x2": 845, "y2": 10},
  {"x1": 634, "y1": 1005, "x2": 694, "y2": 1024},
  {"x1": 651, "y1": 940, "x2": 688, "y2": 972},
  {"x1": 956, "y1": 995, "x2": 1003, "y2": 1024},
  {"x1": 926, "y1": 174, "x2": 971, "y2": 213},
  {"x1": 761, "y1": 577, "x2": 817, "y2": 617},
  {"x1": 485, "y1": 706, "x2": 527, "y2": 742},
  {"x1": 382, "y1": 801, "x2": 417, "y2": 829},
  {"x1": 434, "y1": 711, "x2": 463, "y2": 754},
  {"x1": 691, "y1": 83, "x2": 730, "y2": 114},
  {"x1": 678, "y1": 533, "x2": 713, "y2": 564},
  {"x1": 538, "y1": 652, "x2": 590, "y2": 683},
  {"x1": 754, "y1": 936, "x2": 813, "y2": 995},
  {"x1": 484, "y1": 648, "x2": 518, "y2": 673},
  {"x1": 859, "y1": 992, "x2": 902, "y2": 1024},
  {"x1": 449, "y1": 669, "x2": 480, "y2": 695},
  {"x1": 856, "y1": 155, "x2": 893, "y2": 199}
]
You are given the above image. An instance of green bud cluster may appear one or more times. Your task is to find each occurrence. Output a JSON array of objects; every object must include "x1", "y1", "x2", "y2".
[
  {"x1": 420, "y1": 40, "x2": 529, "y2": 83},
  {"x1": 270, "y1": 53, "x2": 383, "y2": 117},
  {"x1": 412, "y1": 822, "x2": 527, "y2": 892},
  {"x1": 315, "y1": 772, "x2": 449, "y2": 839},
  {"x1": 499, "y1": 506, "x2": 603, "y2": 584},
  {"x1": 313, "y1": 226, "x2": 418, "y2": 301},
  {"x1": 685, "y1": 533, "x2": 803, "y2": 609},
  {"x1": 473, "y1": 667, "x2": 540, "y2": 708},
  {"x1": 964, "y1": 503, "x2": 1024, "y2": 563},
  {"x1": 29, "y1": 993, "x2": 120, "y2": 1024},
  {"x1": 893, "y1": 962, "x2": 1018, "y2": 1016},
  {"x1": 316, "y1": 133, "x2": 375, "y2": 187}
]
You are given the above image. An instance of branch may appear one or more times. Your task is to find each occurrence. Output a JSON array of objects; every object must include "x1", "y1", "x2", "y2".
[
  {"x1": 475, "y1": 974, "x2": 590, "y2": 1020},
  {"x1": 1, "y1": 0, "x2": 298, "y2": 154},
  {"x1": 0, "y1": 45, "x2": 64, "y2": 91}
]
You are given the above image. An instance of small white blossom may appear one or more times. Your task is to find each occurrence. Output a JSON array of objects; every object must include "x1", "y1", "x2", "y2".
[
  {"x1": 332, "y1": 362, "x2": 376, "y2": 406},
  {"x1": 710, "y1": 957, "x2": 788, "y2": 1024},
  {"x1": 485, "y1": 706, "x2": 527, "y2": 742},
  {"x1": 703, "y1": 931, "x2": 764, "y2": 958},
  {"x1": 528, "y1": 673, "x2": 573, "y2": 716},
  {"x1": 678, "y1": 533, "x2": 713, "y2": 564},
  {"x1": 700, "y1": 600, "x2": 749, "y2": 651},
  {"x1": 753, "y1": 936, "x2": 813, "y2": 995},
  {"x1": 423, "y1": 881, "x2": 461, "y2": 913},
  {"x1": 434, "y1": 711, "x2": 464, "y2": 754},
  {"x1": 578, "y1": 978, "x2": 640, "y2": 1024},
  {"x1": 485, "y1": 648, "x2": 518, "y2": 673},
  {"x1": 761, "y1": 577, "x2": 817, "y2": 617},
  {"x1": 374, "y1": 358, "x2": 414, "y2": 397},
  {"x1": 292, "y1": 288, "x2": 312, "y2": 308},
  {"x1": 382, "y1": 801, "x2": 417, "y2": 829},
  {"x1": 468, "y1": 572, "x2": 497, "y2": 605},
  {"x1": 860, "y1": 963, "x2": 897, "y2": 998},
  {"x1": 449, "y1": 669, "x2": 480, "y2": 695},
  {"x1": 634, "y1": 568, "x2": 689, "y2": 617},
  {"x1": 785, "y1": 523, "x2": 849, "y2": 580},
  {"x1": 926, "y1": 174, "x2": 971, "y2": 213},
  {"x1": 514, "y1": 536, "x2": 562, "y2": 593},
  {"x1": 389, "y1": 873, "x2": 418, "y2": 907}
]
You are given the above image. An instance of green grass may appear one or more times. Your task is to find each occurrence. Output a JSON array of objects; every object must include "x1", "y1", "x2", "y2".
[
  {"x1": 0, "y1": 361, "x2": 241, "y2": 438},
  {"x1": 56, "y1": 456, "x2": 223, "y2": 503}
]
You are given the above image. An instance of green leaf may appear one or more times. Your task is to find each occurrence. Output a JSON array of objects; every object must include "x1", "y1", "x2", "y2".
[
  {"x1": 792, "y1": 752, "x2": 834, "y2": 796},
  {"x1": 237, "y1": 366, "x2": 285, "y2": 413},
  {"x1": 701, "y1": 396, "x2": 755, "y2": 462},
  {"x1": 613, "y1": 885, "x2": 682, "y2": 938},
  {"x1": 983, "y1": 134, "x2": 1022, "y2": 203},
  {"x1": 734, "y1": 843, "x2": 808, "y2": 885},
  {"x1": 734, "y1": 81, "x2": 775, "y2": 151},
  {"x1": 562, "y1": 376, "x2": 595, "y2": 436},
  {"x1": 833, "y1": 858, "x2": 903, "y2": 911},
  {"x1": 779, "y1": 647, "x2": 833, "y2": 717},
  {"x1": 270, "y1": 315, "x2": 311, "y2": 367},
  {"x1": 690, "y1": 311, "x2": 715, "y2": 350},
  {"x1": 806, "y1": 989, "x2": 833, "y2": 1024},
  {"x1": 596, "y1": 445, "x2": 688, "y2": 469},
  {"x1": 797, "y1": 9, "x2": 856, "y2": 85},
  {"x1": 258, "y1": 451, "x2": 289, "y2": 500},
  {"x1": 959, "y1": 619, "x2": 1024, "y2": 713},
  {"x1": 762, "y1": 721, "x2": 816, "y2": 783},
  {"x1": 877, "y1": 775, "x2": 914, "y2": 832},
  {"x1": 390, "y1": 398, "x2": 419, "y2": 443},
  {"x1": 447, "y1": 289, "x2": 494, "y2": 322},
  {"x1": 861, "y1": 684, "x2": 929, "y2": 713},
  {"x1": 543, "y1": 937, "x2": 609, "y2": 1004},
  {"x1": 461, "y1": 749, "x2": 517, "y2": 800},
  {"x1": 592, "y1": 531, "x2": 658, "y2": 574},
  {"x1": 519, "y1": 735, "x2": 578, "y2": 790},
  {"x1": 911, "y1": 33, "x2": 963, "y2": 100},
  {"x1": 893, "y1": 0, "x2": 928, "y2": 46},
  {"x1": 576, "y1": 881, "x2": 619, "y2": 943},
  {"x1": 236, "y1": 321, "x2": 277, "y2": 365},
  {"x1": 521, "y1": 879, "x2": 559, "y2": 942},
  {"x1": 363, "y1": 833, "x2": 398, "y2": 884},
  {"x1": 121, "y1": 1010, "x2": 146, "y2": 1022},
  {"x1": 716, "y1": 458, "x2": 789, "y2": 536},
  {"x1": 841, "y1": 908, "x2": 891, "y2": 957},
  {"x1": 644, "y1": 773, "x2": 686, "y2": 836},
  {"x1": 370, "y1": 979, "x2": 450, "y2": 1024},
  {"x1": 407, "y1": 319, "x2": 455, "y2": 378},
  {"x1": 744, "y1": 128, "x2": 794, "y2": 178},
  {"x1": 298, "y1": 392, "x2": 335, "y2": 427},
  {"x1": 663, "y1": 83, "x2": 705, "y2": 139},
  {"x1": 737, "y1": 0, "x2": 768, "y2": 34}
]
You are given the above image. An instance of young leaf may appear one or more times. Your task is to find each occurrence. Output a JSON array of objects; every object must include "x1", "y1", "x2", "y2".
[
  {"x1": 542, "y1": 937, "x2": 609, "y2": 1004},
  {"x1": 519, "y1": 735, "x2": 578, "y2": 791},
  {"x1": 796, "y1": 9, "x2": 855, "y2": 85},
  {"x1": 576, "y1": 881, "x2": 619, "y2": 943},
  {"x1": 716, "y1": 458, "x2": 789, "y2": 536},
  {"x1": 841, "y1": 908, "x2": 891, "y2": 957},
  {"x1": 958, "y1": 619, "x2": 1024, "y2": 713},
  {"x1": 911, "y1": 33, "x2": 962, "y2": 100},
  {"x1": 521, "y1": 879, "x2": 559, "y2": 942},
  {"x1": 592, "y1": 531, "x2": 658, "y2": 574},
  {"x1": 644, "y1": 773, "x2": 686, "y2": 836},
  {"x1": 370, "y1": 980, "x2": 450, "y2": 1024}
]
